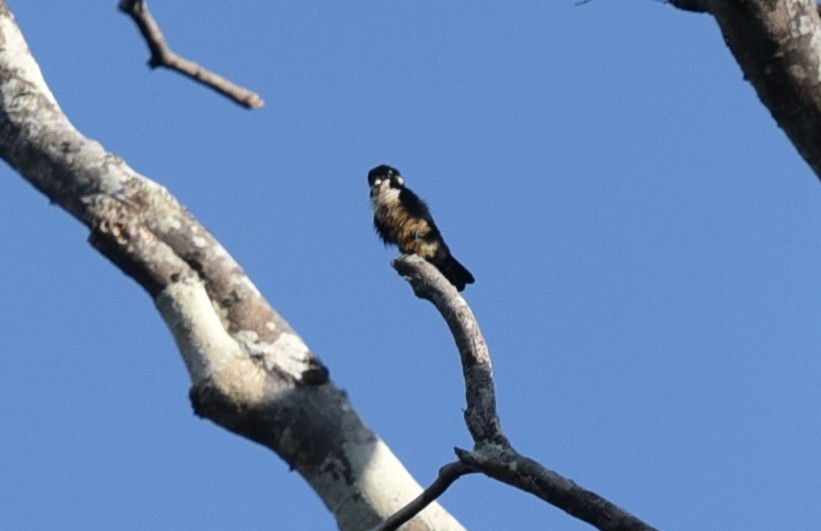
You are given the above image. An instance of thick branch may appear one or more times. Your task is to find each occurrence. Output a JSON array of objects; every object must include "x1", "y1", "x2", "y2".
[
  {"x1": 118, "y1": 0, "x2": 265, "y2": 109},
  {"x1": 0, "y1": 3, "x2": 460, "y2": 529},
  {"x1": 672, "y1": 0, "x2": 821, "y2": 184}
]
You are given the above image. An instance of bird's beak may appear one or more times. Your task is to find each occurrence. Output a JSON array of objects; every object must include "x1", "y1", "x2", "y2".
[{"x1": 370, "y1": 178, "x2": 386, "y2": 196}]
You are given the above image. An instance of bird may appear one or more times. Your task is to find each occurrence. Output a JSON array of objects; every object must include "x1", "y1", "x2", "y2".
[{"x1": 368, "y1": 164, "x2": 475, "y2": 291}]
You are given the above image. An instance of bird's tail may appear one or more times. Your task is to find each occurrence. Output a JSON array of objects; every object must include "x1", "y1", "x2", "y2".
[{"x1": 434, "y1": 254, "x2": 475, "y2": 292}]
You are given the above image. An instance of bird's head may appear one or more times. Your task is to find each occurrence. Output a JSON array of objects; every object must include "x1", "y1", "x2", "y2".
[{"x1": 368, "y1": 164, "x2": 405, "y2": 200}]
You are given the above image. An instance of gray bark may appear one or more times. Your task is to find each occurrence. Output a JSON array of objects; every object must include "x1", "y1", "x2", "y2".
[
  {"x1": 0, "y1": 4, "x2": 462, "y2": 530},
  {"x1": 671, "y1": 0, "x2": 821, "y2": 185}
]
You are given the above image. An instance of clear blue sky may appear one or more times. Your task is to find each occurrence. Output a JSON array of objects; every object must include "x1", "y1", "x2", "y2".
[{"x1": 1, "y1": 2, "x2": 819, "y2": 530}]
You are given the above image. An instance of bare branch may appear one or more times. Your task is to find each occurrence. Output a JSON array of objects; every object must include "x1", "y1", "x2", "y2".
[
  {"x1": 392, "y1": 255, "x2": 508, "y2": 446},
  {"x1": 371, "y1": 462, "x2": 477, "y2": 531},
  {"x1": 118, "y1": 0, "x2": 265, "y2": 109},
  {"x1": 456, "y1": 447, "x2": 657, "y2": 531},
  {"x1": 669, "y1": 0, "x2": 821, "y2": 184},
  {"x1": 0, "y1": 3, "x2": 461, "y2": 529},
  {"x1": 392, "y1": 255, "x2": 657, "y2": 530}
]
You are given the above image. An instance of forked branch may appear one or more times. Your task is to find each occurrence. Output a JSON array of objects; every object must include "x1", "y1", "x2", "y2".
[{"x1": 386, "y1": 255, "x2": 657, "y2": 531}]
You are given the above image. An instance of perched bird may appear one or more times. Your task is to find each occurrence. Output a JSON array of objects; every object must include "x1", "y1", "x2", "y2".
[{"x1": 368, "y1": 164, "x2": 475, "y2": 291}]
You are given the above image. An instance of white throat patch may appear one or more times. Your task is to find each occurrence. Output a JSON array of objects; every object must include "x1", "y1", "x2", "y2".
[{"x1": 370, "y1": 181, "x2": 401, "y2": 210}]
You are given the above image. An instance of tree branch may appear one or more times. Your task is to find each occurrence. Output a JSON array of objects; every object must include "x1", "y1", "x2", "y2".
[
  {"x1": 390, "y1": 255, "x2": 657, "y2": 530},
  {"x1": 393, "y1": 255, "x2": 508, "y2": 446},
  {"x1": 0, "y1": 3, "x2": 460, "y2": 529},
  {"x1": 456, "y1": 447, "x2": 656, "y2": 531},
  {"x1": 671, "y1": 0, "x2": 821, "y2": 184},
  {"x1": 371, "y1": 461, "x2": 477, "y2": 531},
  {"x1": 118, "y1": 0, "x2": 265, "y2": 109}
]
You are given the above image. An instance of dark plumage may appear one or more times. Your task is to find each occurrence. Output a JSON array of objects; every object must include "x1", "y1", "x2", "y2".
[{"x1": 368, "y1": 164, "x2": 474, "y2": 291}]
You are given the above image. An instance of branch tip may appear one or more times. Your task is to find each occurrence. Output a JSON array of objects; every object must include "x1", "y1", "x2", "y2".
[{"x1": 119, "y1": 0, "x2": 265, "y2": 109}]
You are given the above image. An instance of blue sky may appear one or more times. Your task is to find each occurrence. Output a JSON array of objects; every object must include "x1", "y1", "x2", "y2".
[{"x1": 1, "y1": 2, "x2": 819, "y2": 530}]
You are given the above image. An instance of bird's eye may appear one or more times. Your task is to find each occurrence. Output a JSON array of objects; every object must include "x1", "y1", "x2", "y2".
[
  {"x1": 396, "y1": 176, "x2": 404, "y2": 186},
  {"x1": 373, "y1": 178, "x2": 382, "y2": 185}
]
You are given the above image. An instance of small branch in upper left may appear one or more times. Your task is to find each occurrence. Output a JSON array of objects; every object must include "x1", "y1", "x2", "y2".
[{"x1": 118, "y1": 0, "x2": 265, "y2": 109}]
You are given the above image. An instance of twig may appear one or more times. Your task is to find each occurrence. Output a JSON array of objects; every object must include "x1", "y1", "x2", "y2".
[
  {"x1": 371, "y1": 461, "x2": 476, "y2": 531},
  {"x1": 118, "y1": 0, "x2": 265, "y2": 109},
  {"x1": 393, "y1": 255, "x2": 658, "y2": 530}
]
